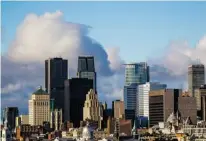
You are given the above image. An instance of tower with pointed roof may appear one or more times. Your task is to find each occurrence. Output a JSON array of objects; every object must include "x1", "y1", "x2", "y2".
[{"x1": 29, "y1": 86, "x2": 50, "y2": 125}]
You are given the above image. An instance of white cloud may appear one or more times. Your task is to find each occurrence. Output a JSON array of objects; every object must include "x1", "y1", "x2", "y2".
[{"x1": 2, "y1": 11, "x2": 124, "y2": 111}]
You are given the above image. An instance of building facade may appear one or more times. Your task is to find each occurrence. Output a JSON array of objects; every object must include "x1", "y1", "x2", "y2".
[
  {"x1": 29, "y1": 86, "x2": 50, "y2": 126},
  {"x1": 137, "y1": 82, "x2": 167, "y2": 119},
  {"x1": 64, "y1": 78, "x2": 93, "y2": 127},
  {"x1": 178, "y1": 95, "x2": 197, "y2": 124},
  {"x1": 3, "y1": 107, "x2": 19, "y2": 130},
  {"x1": 188, "y1": 64, "x2": 205, "y2": 97},
  {"x1": 123, "y1": 63, "x2": 150, "y2": 113},
  {"x1": 149, "y1": 89, "x2": 181, "y2": 127},
  {"x1": 50, "y1": 109, "x2": 62, "y2": 130},
  {"x1": 45, "y1": 57, "x2": 68, "y2": 115},
  {"x1": 77, "y1": 56, "x2": 96, "y2": 91},
  {"x1": 112, "y1": 100, "x2": 125, "y2": 119},
  {"x1": 83, "y1": 89, "x2": 100, "y2": 121},
  {"x1": 195, "y1": 84, "x2": 206, "y2": 120}
]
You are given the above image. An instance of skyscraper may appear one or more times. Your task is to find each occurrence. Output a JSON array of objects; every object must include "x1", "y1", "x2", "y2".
[
  {"x1": 123, "y1": 63, "x2": 149, "y2": 113},
  {"x1": 29, "y1": 86, "x2": 50, "y2": 126},
  {"x1": 64, "y1": 78, "x2": 93, "y2": 127},
  {"x1": 45, "y1": 58, "x2": 68, "y2": 115},
  {"x1": 3, "y1": 107, "x2": 19, "y2": 130},
  {"x1": 77, "y1": 56, "x2": 96, "y2": 91},
  {"x1": 188, "y1": 64, "x2": 205, "y2": 97},
  {"x1": 83, "y1": 89, "x2": 100, "y2": 121},
  {"x1": 137, "y1": 82, "x2": 167, "y2": 119}
]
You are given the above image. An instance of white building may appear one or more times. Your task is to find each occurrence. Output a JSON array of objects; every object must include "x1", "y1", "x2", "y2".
[
  {"x1": 137, "y1": 82, "x2": 167, "y2": 118},
  {"x1": 29, "y1": 86, "x2": 50, "y2": 125}
]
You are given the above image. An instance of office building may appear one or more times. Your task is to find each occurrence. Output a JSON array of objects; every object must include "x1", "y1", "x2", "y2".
[
  {"x1": 112, "y1": 100, "x2": 125, "y2": 119},
  {"x1": 64, "y1": 78, "x2": 93, "y2": 127},
  {"x1": 77, "y1": 56, "x2": 96, "y2": 91},
  {"x1": 178, "y1": 95, "x2": 197, "y2": 124},
  {"x1": 149, "y1": 89, "x2": 181, "y2": 127},
  {"x1": 16, "y1": 115, "x2": 29, "y2": 127},
  {"x1": 123, "y1": 63, "x2": 150, "y2": 113},
  {"x1": 3, "y1": 107, "x2": 19, "y2": 130},
  {"x1": 83, "y1": 89, "x2": 100, "y2": 121},
  {"x1": 195, "y1": 84, "x2": 206, "y2": 120},
  {"x1": 45, "y1": 57, "x2": 68, "y2": 114},
  {"x1": 50, "y1": 109, "x2": 62, "y2": 130},
  {"x1": 137, "y1": 82, "x2": 167, "y2": 119},
  {"x1": 188, "y1": 64, "x2": 205, "y2": 97},
  {"x1": 29, "y1": 86, "x2": 50, "y2": 125}
]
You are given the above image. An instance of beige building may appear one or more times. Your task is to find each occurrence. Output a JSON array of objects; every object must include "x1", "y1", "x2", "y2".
[
  {"x1": 83, "y1": 89, "x2": 100, "y2": 121},
  {"x1": 112, "y1": 100, "x2": 125, "y2": 119},
  {"x1": 20, "y1": 115, "x2": 29, "y2": 125},
  {"x1": 15, "y1": 115, "x2": 29, "y2": 127},
  {"x1": 195, "y1": 84, "x2": 206, "y2": 120},
  {"x1": 29, "y1": 86, "x2": 50, "y2": 125}
]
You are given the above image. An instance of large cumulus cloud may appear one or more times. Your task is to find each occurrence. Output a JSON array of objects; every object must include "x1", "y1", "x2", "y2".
[
  {"x1": 2, "y1": 10, "x2": 206, "y2": 113},
  {"x1": 1, "y1": 11, "x2": 123, "y2": 111}
]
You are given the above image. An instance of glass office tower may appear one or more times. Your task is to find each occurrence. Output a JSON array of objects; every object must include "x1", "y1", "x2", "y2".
[{"x1": 123, "y1": 62, "x2": 150, "y2": 113}]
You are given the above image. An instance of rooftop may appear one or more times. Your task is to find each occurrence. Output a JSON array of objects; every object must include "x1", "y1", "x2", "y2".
[{"x1": 33, "y1": 86, "x2": 48, "y2": 95}]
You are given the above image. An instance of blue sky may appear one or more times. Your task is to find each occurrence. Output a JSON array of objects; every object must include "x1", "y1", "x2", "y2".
[{"x1": 2, "y1": 1, "x2": 206, "y2": 62}]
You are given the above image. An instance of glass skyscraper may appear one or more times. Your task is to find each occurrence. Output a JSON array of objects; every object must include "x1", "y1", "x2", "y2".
[
  {"x1": 123, "y1": 62, "x2": 150, "y2": 113},
  {"x1": 77, "y1": 56, "x2": 96, "y2": 91}
]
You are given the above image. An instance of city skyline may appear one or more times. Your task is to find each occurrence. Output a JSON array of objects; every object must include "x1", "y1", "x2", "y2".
[{"x1": 1, "y1": 1, "x2": 206, "y2": 114}]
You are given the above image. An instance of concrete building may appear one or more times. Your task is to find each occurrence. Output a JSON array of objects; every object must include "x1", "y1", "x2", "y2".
[
  {"x1": 137, "y1": 82, "x2": 167, "y2": 119},
  {"x1": 178, "y1": 95, "x2": 197, "y2": 124},
  {"x1": 149, "y1": 89, "x2": 181, "y2": 127},
  {"x1": 3, "y1": 107, "x2": 19, "y2": 130},
  {"x1": 77, "y1": 56, "x2": 96, "y2": 91},
  {"x1": 50, "y1": 109, "x2": 62, "y2": 130},
  {"x1": 64, "y1": 78, "x2": 93, "y2": 127},
  {"x1": 29, "y1": 86, "x2": 50, "y2": 125},
  {"x1": 20, "y1": 115, "x2": 29, "y2": 125},
  {"x1": 112, "y1": 100, "x2": 125, "y2": 119},
  {"x1": 123, "y1": 63, "x2": 150, "y2": 114},
  {"x1": 45, "y1": 57, "x2": 68, "y2": 117},
  {"x1": 195, "y1": 84, "x2": 206, "y2": 120},
  {"x1": 83, "y1": 89, "x2": 100, "y2": 121},
  {"x1": 188, "y1": 64, "x2": 205, "y2": 97}
]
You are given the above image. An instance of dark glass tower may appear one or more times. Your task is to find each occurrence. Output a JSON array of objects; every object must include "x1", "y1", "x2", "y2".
[
  {"x1": 3, "y1": 107, "x2": 19, "y2": 130},
  {"x1": 64, "y1": 78, "x2": 93, "y2": 127},
  {"x1": 45, "y1": 58, "x2": 68, "y2": 116},
  {"x1": 77, "y1": 56, "x2": 96, "y2": 91}
]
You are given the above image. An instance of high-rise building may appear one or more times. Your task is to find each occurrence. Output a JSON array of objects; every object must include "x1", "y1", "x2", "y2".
[
  {"x1": 64, "y1": 78, "x2": 93, "y2": 127},
  {"x1": 50, "y1": 109, "x2": 62, "y2": 130},
  {"x1": 77, "y1": 56, "x2": 96, "y2": 91},
  {"x1": 3, "y1": 107, "x2": 19, "y2": 130},
  {"x1": 149, "y1": 89, "x2": 181, "y2": 127},
  {"x1": 45, "y1": 57, "x2": 68, "y2": 114},
  {"x1": 29, "y1": 86, "x2": 50, "y2": 125},
  {"x1": 123, "y1": 63, "x2": 150, "y2": 113},
  {"x1": 195, "y1": 84, "x2": 206, "y2": 120},
  {"x1": 112, "y1": 100, "x2": 125, "y2": 119},
  {"x1": 137, "y1": 82, "x2": 167, "y2": 119},
  {"x1": 20, "y1": 115, "x2": 29, "y2": 125},
  {"x1": 83, "y1": 89, "x2": 100, "y2": 121},
  {"x1": 178, "y1": 95, "x2": 197, "y2": 124},
  {"x1": 188, "y1": 64, "x2": 205, "y2": 97}
]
